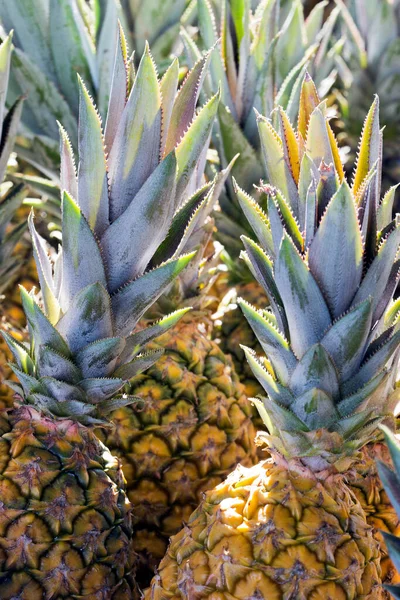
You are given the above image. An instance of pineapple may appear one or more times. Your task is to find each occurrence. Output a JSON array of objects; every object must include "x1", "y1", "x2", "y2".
[
  {"x1": 187, "y1": 0, "x2": 341, "y2": 398},
  {"x1": 98, "y1": 40, "x2": 258, "y2": 586},
  {"x1": 377, "y1": 426, "x2": 400, "y2": 599},
  {"x1": 0, "y1": 33, "x2": 216, "y2": 597},
  {"x1": 145, "y1": 78, "x2": 400, "y2": 598}
]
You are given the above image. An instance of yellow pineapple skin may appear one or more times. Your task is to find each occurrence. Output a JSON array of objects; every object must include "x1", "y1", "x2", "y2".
[
  {"x1": 0, "y1": 406, "x2": 136, "y2": 599},
  {"x1": 348, "y1": 442, "x2": 400, "y2": 589},
  {"x1": 146, "y1": 456, "x2": 383, "y2": 600},
  {"x1": 102, "y1": 316, "x2": 258, "y2": 588}
]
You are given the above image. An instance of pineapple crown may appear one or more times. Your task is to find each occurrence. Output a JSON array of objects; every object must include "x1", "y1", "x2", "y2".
[
  {"x1": 0, "y1": 32, "x2": 27, "y2": 295},
  {"x1": 2, "y1": 33, "x2": 222, "y2": 426},
  {"x1": 237, "y1": 74, "x2": 400, "y2": 467}
]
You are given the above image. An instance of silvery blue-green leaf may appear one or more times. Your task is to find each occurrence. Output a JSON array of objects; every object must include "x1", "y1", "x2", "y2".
[
  {"x1": 133, "y1": 0, "x2": 186, "y2": 54},
  {"x1": 96, "y1": 0, "x2": 125, "y2": 121},
  {"x1": 79, "y1": 377, "x2": 125, "y2": 401},
  {"x1": 104, "y1": 21, "x2": 128, "y2": 150},
  {"x1": 240, "y1": 236, "x2": 287, "y2": 327},
  {"x1": 258, "y1": 116, "x2": 299, "y2": 207},
  {"x1": 112, "y1": 252, "x2": 195, "y2": 337},
  {"x1": 378, "y1": 427, "x2": 400, "y2": 517},
  {"x1": 298, "y1": 152, "x2": 319, "y2": 230},
  {"x1": 352, "y1": 223, "x2": 400, "y2": 323},
  {"x1": 267, "y1": 193, "x2": 285, "y2": 256},
  {"x1": 120, "y1": 308, "x2": 191, "y2": 363},
  {"x1": 150, "y1": 182, "x2": 211, "y2": 267},
  {"x1": 321, "y1": 299, "x2": 372, "y2": 382},
  {"x1": 102, "y1": 151, "x2": 177, "y2": 292},
  {"x1": 236, "y1": 184, "x2": 274, "y2": 255},
  {"x1": 57, "y1": 282, "x2": 113, "y2": 354},
  {"x1": 272, "y1": 188, "x2": 303, "y2": 252},
  {"x1": 58, "y1": 123, "x2": 77, "y2": 200},
  {"x1": 275, "y1": 235, "x2": 331, "y2": 358},
  {"x1": 291, "y1": 387, "x2": 338, "y2": 430},
  {"x1": 108, "y1": 44, "x2": 162, "y2": 221},
  {"x1": 336, "y1": 409, "x2": 377, "y2": 440},
  {"x1": 377, "y1": 185, "x2": 399, "y2": 231},
  {"x1": 357, "y1": 168, "x2": 378, "y2": 261},
  {"x1": 218, "y1": 105, "x2": 262, "y2": 192},
  {"x1": 1, "y1": 330, "x2": 34, "y2": 375},
  {"x1": 20, "y1": 288, "x2": 71, "y2": 358},
  {"x1": 343, "y1": 329, "x2": 400, "y2": 396},
  {"x1": 176, "y1": 90, "x2": 219, "y2": 202},
  {"x1": 10, "y1": 48, "x2": 77, "y2": 144},
  {"x1": 160, "y1": 58, "x2": 179, "y2": 156},
  {"x1": 28, "y1": 212, "x2": 60, "y2": 324},
  {"x1": 49, "y1": 0, "x2": 96, "y2": 116},
  {"x1": 0, "y1": 32, "x2": 13, "y2": 136},
  {"x1": 304, "y1": 178, "x2": 317, "y2": 248},
  {"x1": 164, "y1": 50, "x2": 211, "y2": 156},
  {"x1": 35, "y1": 396, "x2": 96, "y2": 419},
  {"x1": 9, "y1": 366, "x2": 44, "y2": 395},
  {"x1": 0, "y1": 96, "x2": 24, "y2": 184},
  {"x1": 197, "y1": 0, "x2": 234, "y2": 114},
  {"x1": 276, "y1": 0, "x2": 307, "y2": 81},
  {"x1": 97, "y1": 395, "x2": 142, "y2": 415},
  {"x1": 337, "y1": 371, "x2": 388, "y2": 417},
  {"x1": 114, "y1": 349, "x2": 164, "y2": 379},
  {"x1": 37, "y1": 345, "x2": 82, "y2": 382},
  {"x1": 305, "y1": 0, "x2": 327, "y2": 44},
  {"x1": 239, "y1": 299, "x2": 297, "y2": 385},
  {"x1": 261, "y1": 394, "x2": 309, "y2": 433},
  {"x1": 290, "y1": 343, "x2": 339, "y2": 400},
  {"x1": 61, "y1": 191, "x2": 106, "y2": 310},
  {"x1": 41, "y1": 376, "x2": 85, "y2": 402},
  {"x1": 308, "y1": 181, "x2": 363, "y2": 319},
  {"x1": 242, "y1": 345, "x2": 294, "y2": 406},
  {"x1": 306, "y1": 105, "x2": 334, "y2": 169},
  {"x1": 275, "y1": 56, "x2": 312, "y2": 122},
  {"x1": 75, "y1": 337, "x2": 126, "y2": 378},
  {"x1": 0, "y1": 0, "x2": 55, "y2": 80},
  {"x1": 316, "y1": 161, "x2": 338, "y2": 219},
  {"x1": 77, "y1": 76, "x2": 109, "y2": 237}
]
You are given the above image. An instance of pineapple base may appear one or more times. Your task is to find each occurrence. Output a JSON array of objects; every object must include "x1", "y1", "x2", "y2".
[
  {"x1": 101, "y1": 317, "x2": 258, "y2": 590},
  {"x1": 0, "y1": 406, "x2": 135, "y2": 599},
  {"x1": 146, "y1": 456, "x2": 383, "y2": 599}
]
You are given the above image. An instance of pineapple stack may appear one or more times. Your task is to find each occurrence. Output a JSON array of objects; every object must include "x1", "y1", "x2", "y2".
[{"x1": 146, "y1": 76, "x2": 400, "y2": 599}]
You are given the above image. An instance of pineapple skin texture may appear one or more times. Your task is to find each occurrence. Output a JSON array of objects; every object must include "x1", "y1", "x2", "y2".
[
  {"x1": 0, "y1": 406, "x2": 136, "y2": 599},
  {"x1": 102, "y1": 317, "x2": 258, "y2": 584},
  {"x1": 348, "y1": 443, "x2": 400, "y2": 588},
  {"x1": 145, "y1": 457, "x2": 383, "y2": 600}
]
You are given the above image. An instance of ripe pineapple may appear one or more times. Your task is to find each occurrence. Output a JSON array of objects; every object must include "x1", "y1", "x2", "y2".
[
  {"x1": 1, "y1": 33, "x2": 211, "y2": 596},
  {"x1": 98, "y1": 41, "x2": 258, "y2": 586},
  {"x1": 377, "y1": 426, "x2": 400, "y2": 599},
  {"x1": 145, "y1": 77, "x2": 400, "y2": 598},
  {"x1": 187, "y1": 0, "x2": 341, "y2": 397}
]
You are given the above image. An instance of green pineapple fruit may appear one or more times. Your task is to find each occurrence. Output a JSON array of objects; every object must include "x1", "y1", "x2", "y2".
[{"x1": 145, "y1": 76, "x2": 399, "y2": 600}]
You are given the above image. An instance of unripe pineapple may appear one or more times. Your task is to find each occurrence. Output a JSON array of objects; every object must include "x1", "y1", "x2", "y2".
[{"x1": 146, "y1": 76, "x2": 400, "y2": 598}]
